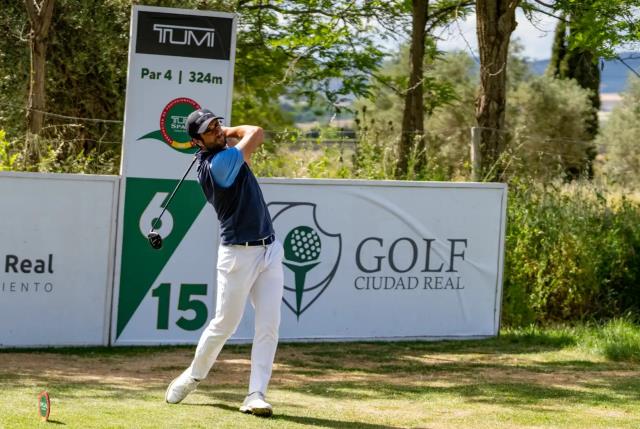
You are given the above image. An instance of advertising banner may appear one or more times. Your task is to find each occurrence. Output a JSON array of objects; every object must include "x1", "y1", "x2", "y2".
[
  {"x1": 113, "y1": 6, "x2": 237, "y2": 345},
  {"x1": 0, "y1": 172, "x2": 118, "y2": 347},
  {"x1": 260, "y1": 180, "x2": 507, "y2": 339},
  {"x1": 114, "y1": 178, "x2": 507, "y2": 345}
]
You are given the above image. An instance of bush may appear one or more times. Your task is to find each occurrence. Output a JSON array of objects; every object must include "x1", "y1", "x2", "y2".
[
  {"x1": 597, "y1": 77, "x2": 640, "y2": 189},
  {"x1": 0, "y1": 129, "x2": 19, "y2": 170},
  {"x1": 0, "y1": 129, "x2": 119, "y2": 175},
  {"x1": 506, "y1": 76, "x2": 596, "y2": 181},
  {"x1": 503, "y1": 180, "x2": 640, "y2": 325}
]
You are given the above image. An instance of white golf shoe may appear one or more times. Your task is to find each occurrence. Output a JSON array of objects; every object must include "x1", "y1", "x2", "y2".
[
  {"x1": 239, "y1": 391, "x2": 273, "y2": 417},
  {"x1": 165, "y1": 370, "x2": 200, "y2": 404}
]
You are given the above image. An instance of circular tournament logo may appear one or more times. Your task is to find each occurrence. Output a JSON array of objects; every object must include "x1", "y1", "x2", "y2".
[{"x1": 159, "y1": 98, "x2": 201, "y2": 152}]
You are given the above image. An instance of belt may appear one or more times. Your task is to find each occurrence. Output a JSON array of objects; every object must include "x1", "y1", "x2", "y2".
[{"x1": 237, "y1": 234, "x2": 275, "y2": 247}]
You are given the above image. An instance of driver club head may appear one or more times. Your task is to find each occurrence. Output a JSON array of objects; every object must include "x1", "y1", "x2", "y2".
[{"x1": 147, "y1": 231, "x2": 163, "y2": 250}]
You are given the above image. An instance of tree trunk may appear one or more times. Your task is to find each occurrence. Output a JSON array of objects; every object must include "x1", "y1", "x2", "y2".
[
  {"x1": 28, "y1": 37, "x2": 48, "y2": 135},
  {"x1": 397, "y1": 0, "x2": 428, "y2": 179},
  {"x1": 475, "y1": 0, "x2": 518, "y2": 181},
  {"x1": 24, "y1": 0, "x2": 55, "y2": 164}
]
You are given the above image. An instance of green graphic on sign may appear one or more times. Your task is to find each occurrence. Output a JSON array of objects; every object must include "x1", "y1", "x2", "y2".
[
  {"x1": 138, "y1": 97, "x2": 200, "y2": 154},
  {"x1": 269, "y1": 202, "x2": 342, "y2": 319},
  {"x1": 116, "y1": 177, "x2": 207, "y2": 338},
  {"x1": 283, "y1": 226, "x2": 322, "y2": 318}
]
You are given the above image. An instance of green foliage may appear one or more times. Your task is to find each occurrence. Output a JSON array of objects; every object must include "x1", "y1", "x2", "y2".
[
  {"x1": 577, "y1": 318, "x2": 640, "y2": 362},
  {"x1": 523, "y1": 0, "x2": 640, "y2": 59},
  {"x1": 0, "y1": 1, "x2": 30, "y2": 138},
  {"x1": 598, "y1": 77, "x2": 640, "y2": 189},
  {"x1": 250, "y1": 129, "x2": 352, "y2": 179},
  {"x1": 503, "y1": 180, "x2": 640, "y2": 326},
  {"x1": 355, "y1": 44, "x2": 595, "y2": 182},
  {"x1": 505, "y1": 75, "x2": 596, "y2": 181},
  {"x1": 0, "y1": 0, "x2": 397, "y2": 170},
  {"x1": 353, "y1": 49, "x2": 477, "y2": 180},
  {"x1": 0, "y1": 127, "x2": 118, "y2": 175},
  {"x1": 0, "y1": 129, "x2": 19, "y2": 170},
  {"x1": 35, "y1": 139, "x2": 120, "y2": 175}
]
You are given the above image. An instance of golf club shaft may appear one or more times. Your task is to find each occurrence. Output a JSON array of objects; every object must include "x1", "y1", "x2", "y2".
[{"x1": 150, "y1": 155, "x2": 198, "y2": 232}]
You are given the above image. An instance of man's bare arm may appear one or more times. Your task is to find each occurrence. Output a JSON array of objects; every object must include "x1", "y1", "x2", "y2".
[{"x1": 223, "y1": 125, "x2": 264, "y2": 162}]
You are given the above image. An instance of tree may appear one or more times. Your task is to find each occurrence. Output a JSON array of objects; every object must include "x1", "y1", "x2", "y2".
[
  {"x1": 475, "y1": 0, "x2": 519, "y2": 181},
  {"x1": 530, "y1": 0, "x2": 640, "y2": 179},
  {"x1": 396, "y1": 0, "x2": 474, "y2": 178},
  {"x1": 233, "y1": 0, "x2": 397, "y2": 124},
  {"x1": 536, "y1": 0, "x2": 640, "y2": 58},
  {"x1": 355, "y1": 49, "x2": 475, "y2": 179},
  {"x1": 546, "y1": 15, "x2": 599, "y2": 178},
  {"x1": 24, "y1": 0, "x2": 54, "y2": 163},
  {"x1": 397, "y1": 0, "x2": 429, "y2": 178}
]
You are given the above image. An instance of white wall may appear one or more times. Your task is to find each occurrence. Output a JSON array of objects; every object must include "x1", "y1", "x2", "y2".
[{"x1": 0, "y1": 172, "x2": 119, "y2": 347}]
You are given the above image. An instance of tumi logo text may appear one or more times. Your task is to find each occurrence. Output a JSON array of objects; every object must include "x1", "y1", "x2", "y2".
[{"x1": 153, "y1": 24, "x2": 215, "y2": 48}]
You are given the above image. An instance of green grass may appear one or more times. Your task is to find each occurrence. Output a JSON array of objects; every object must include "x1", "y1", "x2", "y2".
[{"x1": 1, "y1": 321, "x2": 640, "y2": 428}]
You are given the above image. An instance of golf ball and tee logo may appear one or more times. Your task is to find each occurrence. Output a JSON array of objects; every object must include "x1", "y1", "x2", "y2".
[
  {"x1": 137, "y1": 97, "x2": 201, "y2": 153},
  {"x1": 283, "y1": 226, "x2": 322, "y2": 317},
  {"x1": 269, "y1": 202, "x2": 342, "y2": 319}
]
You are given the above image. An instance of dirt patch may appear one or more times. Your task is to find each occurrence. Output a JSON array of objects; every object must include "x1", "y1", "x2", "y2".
[{"x1": 2, "y1": 346, "x2": 639, "y2": 394}]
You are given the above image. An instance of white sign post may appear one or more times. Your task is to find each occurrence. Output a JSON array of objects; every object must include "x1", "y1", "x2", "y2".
[{"x1": 112, "y1": 5, "x2": 236, "y2": 345}]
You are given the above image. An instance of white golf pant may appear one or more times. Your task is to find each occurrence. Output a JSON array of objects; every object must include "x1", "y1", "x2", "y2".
[{"x1": 187, "y1": 240, "x2": 284, "y2": 395}]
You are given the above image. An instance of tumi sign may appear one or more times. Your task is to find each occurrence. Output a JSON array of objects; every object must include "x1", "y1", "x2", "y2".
[{"x1": 136, "y1": 10, "x2": 232, "y2": 60}]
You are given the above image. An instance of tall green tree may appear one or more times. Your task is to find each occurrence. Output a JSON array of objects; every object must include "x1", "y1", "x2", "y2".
[
  {"x1": 531, "y1": 0, "x2": 640, "y2": 179},
  {"x1": 546, "y1": 15, "x2": 599, "y2": 179}
]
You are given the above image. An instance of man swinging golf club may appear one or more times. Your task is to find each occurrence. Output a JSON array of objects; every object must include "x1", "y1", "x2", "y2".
[{"x1": 164, "y1": 108, "x2": 284, "y2": 417}]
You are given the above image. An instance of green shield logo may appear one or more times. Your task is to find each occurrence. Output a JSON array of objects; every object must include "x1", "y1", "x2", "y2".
[{"x1": 269, "y1": 203, "x2": 341, "y2": 319}]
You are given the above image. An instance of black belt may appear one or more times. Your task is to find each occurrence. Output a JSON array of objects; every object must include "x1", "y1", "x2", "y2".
[{"x1": 237, "y1": 234, "x2": 275, "y2": 247}]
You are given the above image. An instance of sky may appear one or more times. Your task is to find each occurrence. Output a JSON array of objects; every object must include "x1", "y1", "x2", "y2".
[{"x1": 436, "y1": 10, "x2": 558, "y2": 61}]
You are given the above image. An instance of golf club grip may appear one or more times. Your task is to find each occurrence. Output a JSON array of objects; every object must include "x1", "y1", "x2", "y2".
[{"x1": 151, "y1": 156, "x2": 198, "y2": 232}]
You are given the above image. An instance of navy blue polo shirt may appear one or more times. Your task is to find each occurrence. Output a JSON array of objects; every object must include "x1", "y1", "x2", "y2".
[{"x1": 196, "y1": 147, "x2": 274, "y2": 245}]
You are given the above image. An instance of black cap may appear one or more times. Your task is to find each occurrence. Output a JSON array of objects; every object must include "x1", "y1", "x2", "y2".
[{"x1": 186, "y1": 109, "x2": 224, "y2": 139}]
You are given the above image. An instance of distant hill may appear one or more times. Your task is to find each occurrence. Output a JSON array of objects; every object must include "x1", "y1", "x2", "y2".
[{"x1": 529, "y1": 53, "x2": 640, "y2": 93}]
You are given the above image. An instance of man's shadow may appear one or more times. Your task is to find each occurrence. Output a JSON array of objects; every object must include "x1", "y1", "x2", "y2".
[{"x1": 184, "y1": 402, "x2": 417, "y2": 429}]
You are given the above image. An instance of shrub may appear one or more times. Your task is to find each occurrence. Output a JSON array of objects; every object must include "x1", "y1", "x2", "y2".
[
  {"x1": 506, "y1": 76, "x2": 596, "y2": 181},
  {"x1": 597, "y1": 77, "x2": 640, "y2": 189},
  {"x1": 503, "y1": 180, "x2": 640, "y2": 325}
]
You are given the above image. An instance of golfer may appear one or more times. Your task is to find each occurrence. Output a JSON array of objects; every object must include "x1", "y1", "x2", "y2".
[{"x1": 165, "y1": 108, "x2": 284, "y2": 417}]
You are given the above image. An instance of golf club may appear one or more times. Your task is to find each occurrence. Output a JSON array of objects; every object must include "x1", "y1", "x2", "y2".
[{"x1": 147, "y1": 155, "x2": 198, "y2": 249}]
